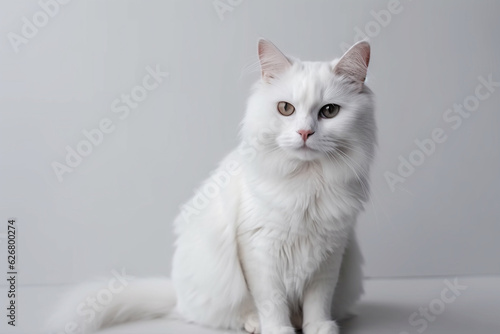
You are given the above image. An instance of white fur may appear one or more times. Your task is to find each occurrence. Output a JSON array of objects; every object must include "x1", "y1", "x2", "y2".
[
  {"x1": 47, "y1": 40, "x2": 376, "y2": 334},
  {"x1": 46, "y1": 278, "x2": 177, "y2": 333}
]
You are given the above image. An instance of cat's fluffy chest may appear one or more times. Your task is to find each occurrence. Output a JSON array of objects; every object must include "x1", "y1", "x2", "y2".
[
  {"x1": 240, "y1": 160, "x2": 360, "y2": 232},
  {"x1": 236, "y1": 162, "x2": 357, "y2": 292}
]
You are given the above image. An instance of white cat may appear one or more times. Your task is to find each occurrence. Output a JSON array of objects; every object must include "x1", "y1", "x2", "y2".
[{"x1": 47, "y1": 39, "x2": 375, "y2": 334}]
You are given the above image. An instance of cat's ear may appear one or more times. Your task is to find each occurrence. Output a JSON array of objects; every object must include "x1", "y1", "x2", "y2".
[
  {"x1": 333, "y1": 41, "x2": 370, "y2": 84},
  {"x1": 258, "y1": 39, "x2": 292, "y2": 82}
]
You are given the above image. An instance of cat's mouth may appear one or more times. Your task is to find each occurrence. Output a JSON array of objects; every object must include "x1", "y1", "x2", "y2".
[
  {"x1": 289, "y1": 144, "x2": 322, "y2": 161},
  {"x1": 298, "y1": 143, "x2": 317, "y2": 151}
]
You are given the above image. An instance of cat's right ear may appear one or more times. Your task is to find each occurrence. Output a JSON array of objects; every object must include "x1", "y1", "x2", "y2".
[{"x1": 258, "y1": 39, "x2": 292, "y2": 83}]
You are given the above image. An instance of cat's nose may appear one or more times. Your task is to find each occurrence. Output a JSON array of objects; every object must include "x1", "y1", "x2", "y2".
[{"x1": 297, "y1": 130, "x2": 315, "y2": 142}]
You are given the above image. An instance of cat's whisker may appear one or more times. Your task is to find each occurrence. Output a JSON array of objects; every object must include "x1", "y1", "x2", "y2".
[
  {"x1": 331, "y1": 148, "x2": 381, "y2": 227},
  {"x1": 330, "y1": 149, "x2": 370, "y2": 200},
  {"x1": 327, "y1": 142, "x2": 374, "y2": 160}
]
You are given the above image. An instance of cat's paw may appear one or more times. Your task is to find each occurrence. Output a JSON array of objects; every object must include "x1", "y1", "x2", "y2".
[
  {"x1": 303, "y1": 320, "x2": 338, "y2": 334},
  {"x1": 243, "y1": 312, "x2": 261, "y2": 334}
]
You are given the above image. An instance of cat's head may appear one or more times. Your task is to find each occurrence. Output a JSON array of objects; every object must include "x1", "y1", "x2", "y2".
[{"x1": 241, "y1": 39, "x2": 376, "y2": 177}]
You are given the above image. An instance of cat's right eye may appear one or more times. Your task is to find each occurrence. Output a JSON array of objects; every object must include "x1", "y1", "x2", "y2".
[{"x1": 277, "y1": 101, "x2": 295, "y2": 116}]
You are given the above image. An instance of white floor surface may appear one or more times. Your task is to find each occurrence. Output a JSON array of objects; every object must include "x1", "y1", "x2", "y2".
[{"x1": 1, "y1": 276, "x2": 498, "y2": 334}]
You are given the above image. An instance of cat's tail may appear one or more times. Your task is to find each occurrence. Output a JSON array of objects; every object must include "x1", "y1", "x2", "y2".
[{"x1": 46, "y1": 276, "x2": 177, "y2": 334}]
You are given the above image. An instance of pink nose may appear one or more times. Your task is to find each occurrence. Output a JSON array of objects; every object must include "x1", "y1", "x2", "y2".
[{"x1": 297, "y1": 129, "x2": 315, "y2": 142}]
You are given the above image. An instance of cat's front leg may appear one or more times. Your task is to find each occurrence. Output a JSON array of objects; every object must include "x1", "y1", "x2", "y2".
[
  {"x1": 302, "y1": 250, "x2": 344, "y2": 334},
  {"x1": 245, "y1": 270, "x2": 295, "y2": 334}
]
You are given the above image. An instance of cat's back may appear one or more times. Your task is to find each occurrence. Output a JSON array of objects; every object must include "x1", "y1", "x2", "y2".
[{"x1": 173, "y1": 148, "x2": 247, "y2": 234}]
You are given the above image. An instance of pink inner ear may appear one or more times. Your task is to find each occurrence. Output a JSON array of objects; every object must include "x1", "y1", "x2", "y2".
[
  {"x1": 333, "y1": 41, "x2": 370, "y2": 83},
  {"x1": 258, "y1": 39, "x2": 291, "y2": 81}
]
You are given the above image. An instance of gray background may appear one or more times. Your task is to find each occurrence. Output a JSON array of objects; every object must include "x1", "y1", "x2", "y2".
[{"x1": 0, "y1": 0, "x2": 499, "y2": 288}]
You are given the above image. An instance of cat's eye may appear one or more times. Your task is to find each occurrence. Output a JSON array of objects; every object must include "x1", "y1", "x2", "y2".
[
  {"x1": 277, "y1": 101, "x2": 295, "y2": 116},
  {"x1": 319, "y1": 104, "x2": 340, "y2": 119}
]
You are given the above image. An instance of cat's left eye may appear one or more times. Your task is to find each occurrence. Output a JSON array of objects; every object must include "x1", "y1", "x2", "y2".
[{"x1": 319, "y1": 104, "x2": 340, "y2": 119}]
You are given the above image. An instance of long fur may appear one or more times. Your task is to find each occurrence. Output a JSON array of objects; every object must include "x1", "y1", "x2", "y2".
[
  {"x1": 46, "y1": 278, "x2": 176, "y2": 333},
  {"x1": 47, "y1": 40, "x2": 376, "y2": 334}
]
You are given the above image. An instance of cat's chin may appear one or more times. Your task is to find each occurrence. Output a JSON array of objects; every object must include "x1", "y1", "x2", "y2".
[{"x1": 287, "y1": 146, "x2": 323, "y2": 161}]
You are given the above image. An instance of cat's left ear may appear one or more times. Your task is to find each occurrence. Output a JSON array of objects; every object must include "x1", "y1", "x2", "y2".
[
  {"x1": 258, "y1": 39, "x2": 292, "y2": 82},
  {"x1": 333, "y1": 41, "x2": 370, "y2": 84}
]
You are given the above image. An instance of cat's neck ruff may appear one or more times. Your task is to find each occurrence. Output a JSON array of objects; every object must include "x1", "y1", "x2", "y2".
[
  {"x1": 238, "y1": 147, "x2": 368, "y2": 221},
  {"x1": 246, "y1": 145, "x2": 365, "y2": 190}
]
